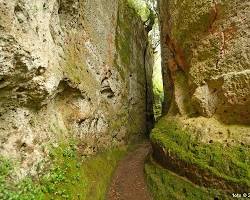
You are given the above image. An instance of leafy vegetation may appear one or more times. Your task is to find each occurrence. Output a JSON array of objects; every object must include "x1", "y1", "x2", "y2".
[
  {"x1": 0, "y1": 156, "x2": 43, "y2": 200},
  {"x1": 145, "y1": 159, "x2": 231, "y2": 200},
  {"x1": 127, "y1": 0, "x2": 150, "y2": 21},
  {"x1": 0, "y1": 142, "x2": 128, "y2": 200},
  {"x1": 150, "y1": 117, "x2": 250, "y2": 188}
]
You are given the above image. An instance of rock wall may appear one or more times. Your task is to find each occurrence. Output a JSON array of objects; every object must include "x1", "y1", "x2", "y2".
[
  {"x1": 155, "y1": 0, "x2": 250, "y2": 195},
  {"x1": 0, "y1": 0, "x2": 153, "y2": 176},
  {"x1": 158, "y1": 0, "x2": 250, "y2": 136}
]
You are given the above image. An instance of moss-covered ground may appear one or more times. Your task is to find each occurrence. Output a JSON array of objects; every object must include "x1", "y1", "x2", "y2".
[
  {"x1": 0, "y1": 141, "x2": 128, "y2": 200},
  {"x1": 150, "y1": 116, "x2": 250, "y2": 192},
  {"x1": 145, "y1": 159, "x2": 231, "y2": 200}
]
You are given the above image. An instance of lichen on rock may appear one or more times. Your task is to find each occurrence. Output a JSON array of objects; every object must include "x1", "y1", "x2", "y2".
[{"x1": 0, "y1": 0, "x2": 154, "y2": 178}]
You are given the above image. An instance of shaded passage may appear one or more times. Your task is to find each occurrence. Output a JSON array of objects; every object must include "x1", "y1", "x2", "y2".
[{"x1": 107, "y1": 142, "x2": 152, "y2": 200}]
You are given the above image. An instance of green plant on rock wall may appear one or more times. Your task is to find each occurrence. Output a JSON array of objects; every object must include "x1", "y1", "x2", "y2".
[
  {"x1": 0, "y1": 156, "x2": 44, "y2": 200},
  {"x1": 127, "y1": 0, "x2": 150, "y2": 21},
  {"x1": 0, "y1": 141, "x2": 127, "y2": 200}
]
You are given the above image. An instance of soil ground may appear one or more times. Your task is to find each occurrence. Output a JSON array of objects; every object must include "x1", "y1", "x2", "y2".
[{"x1": 107, "y1": 142, "x2": 152, "y2": 200}]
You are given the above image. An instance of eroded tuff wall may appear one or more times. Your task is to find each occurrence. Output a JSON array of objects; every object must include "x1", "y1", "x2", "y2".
[
  {"x1": 158, "y1": 0, "x2": 250, "y2": 139},
  {"x1": 0, "y1": 0, "x2": 153, "y2": 176}
]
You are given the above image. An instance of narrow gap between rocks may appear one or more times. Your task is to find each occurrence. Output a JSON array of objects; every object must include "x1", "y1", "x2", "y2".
[{"x1": 107, "y1": 1, "x2": 163, "y2": 199}]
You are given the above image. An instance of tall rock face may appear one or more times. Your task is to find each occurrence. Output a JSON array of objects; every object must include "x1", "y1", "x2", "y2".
[
  {"x1": 152, "y1": 0, "x2": 250, "y2": 195},
  {"x1": 0, "y1": 0, "x2": 153, "y2": 175},
  {"x1": 158, "y1": 0, "x2": 250, "y2": 138}
]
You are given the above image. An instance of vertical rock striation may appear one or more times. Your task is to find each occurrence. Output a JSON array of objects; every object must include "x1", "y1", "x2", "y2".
[{"x1": 0, "y1": 0, "x2": 153, "y2": 176}]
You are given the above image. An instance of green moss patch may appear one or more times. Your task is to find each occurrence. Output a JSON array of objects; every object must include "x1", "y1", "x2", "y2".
[
  {"x1": 115, "y1": 0, "x2": 147, "y2": 80},
  {"x1": 145, "y1": 159, "x2": 231, "y2": 200},
  {"x1": 0, "y1": 156, "x2": 44, "y2": 200},
  {"x1": 116, "y1": 0, "x2": 135, "y2": 69},
  {"x1": 150, "y1": 117, "x2": 250, "y2": 192},
  {"x1": 0, "y1": 141, "x2": 127, "y2": 200},
  {"x1": 127, "y1": 0, "x2": 150, "y2": 22}
]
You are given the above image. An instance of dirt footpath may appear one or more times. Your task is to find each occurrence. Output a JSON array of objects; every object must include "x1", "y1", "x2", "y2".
[{"x1": 107, "y1": 142, "x2": 152, "y2": 200}]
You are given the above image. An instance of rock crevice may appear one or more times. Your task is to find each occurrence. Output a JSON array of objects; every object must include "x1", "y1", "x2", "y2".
[{"x1": 0, "y1": 0, "x2": 154, "y2": 176}]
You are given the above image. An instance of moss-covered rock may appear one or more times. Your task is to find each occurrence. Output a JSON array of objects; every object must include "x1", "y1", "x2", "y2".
[
  {"x1": 0, "y1": 140, "x2": 128, "y2": 200},
  {"x1": 145, "y1": 158, "x2": 232, "y2": 200},
  {"x1": 150, "y1": 116, "x2": 250, "y2": 193},
  {"x1": 0, "y1": 0, "x2": 154, "y2": 178},
  {"x1": 157, "y1": 0, "x2": 250, "y2": 196}
]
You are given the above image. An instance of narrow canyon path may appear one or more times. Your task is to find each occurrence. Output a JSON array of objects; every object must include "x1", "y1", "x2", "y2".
[{"x1": 107, "y1": 142, "x2": 153, "y2": 200}]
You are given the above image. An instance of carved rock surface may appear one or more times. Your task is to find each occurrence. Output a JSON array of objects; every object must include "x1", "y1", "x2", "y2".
[
  {"x1": 158, "y1": 0, "x2": 250, "y2": 125},
  {"x1": 0, "y1": 0, "x2": 153, "y2": 176}
]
